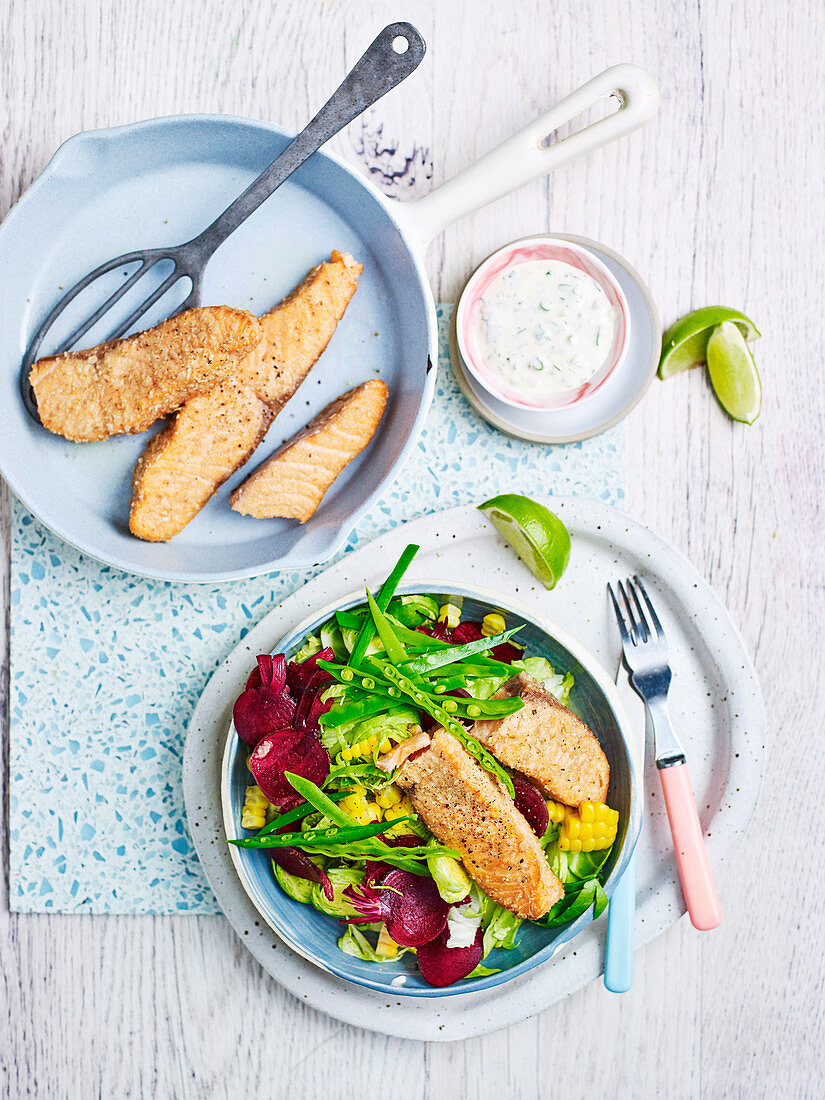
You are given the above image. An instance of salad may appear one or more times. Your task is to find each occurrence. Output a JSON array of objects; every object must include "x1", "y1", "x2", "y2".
[{"x1": 229, "y1": 544, "x2": 620, "y2": 988}]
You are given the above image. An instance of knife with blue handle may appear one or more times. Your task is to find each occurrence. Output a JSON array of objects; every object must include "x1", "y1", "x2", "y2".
[{"x1": 604, "y1": 662, "x2": 645, "y2": 992}]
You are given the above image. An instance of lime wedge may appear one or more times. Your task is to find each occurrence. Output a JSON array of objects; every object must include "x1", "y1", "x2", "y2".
[
  {"x1": 706, "y1": 321, "x2": 762, "y2": 424},
  {"x1": 659, "y1": 306, "x2": 760, "y2": 379},
  {"x1": 478, "y1": 494, "x2": 571, "y2": 590}
]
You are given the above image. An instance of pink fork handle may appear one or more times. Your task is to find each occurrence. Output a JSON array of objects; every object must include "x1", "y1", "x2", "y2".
[{"x1": 658, "y1": 763, "x2": 722, "y2": 930}]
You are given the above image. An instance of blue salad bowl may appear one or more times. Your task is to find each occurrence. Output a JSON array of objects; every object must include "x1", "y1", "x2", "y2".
[{"x1": 221, "y1": 581, "x2": 641, "y2": 998}]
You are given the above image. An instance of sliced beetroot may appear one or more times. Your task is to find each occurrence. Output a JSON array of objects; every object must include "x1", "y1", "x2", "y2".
[
  {"x1": 451, "y1": 621, "x2": 484, "y2": 644},
  {"x1": 417, "y1": 925, "x2": 484, "y2": 987},
  {"x1": 293, "y1": 669, "x2": 334, "y2": 734},
  {"x1": 416, "y1": 622, "x2": 452, "y2": 642},
  {"x1": 234, "y1": 654, "x2": 296, "y2": 747},
  {"x1": 491, "y1": 641, "x2": 523, "y2": 663},
  {"x1": 343, "y1": 868, "x2": 448, "y2": 947},
  {"x1": 286, "y1": 648, "x2": 335, "y2": 694},
  {"x1": 249, "y1": 728, "x2": 330, "y2": 808},
  {"x1": 511, "y1": 774, "x2": 549, "y2": 837},
  {"x1": 272, "y1": 846, "x2": 333, "y2": 901},
  {"x1": 379, "y1": 833, "x2": 424, "y2": 849}
]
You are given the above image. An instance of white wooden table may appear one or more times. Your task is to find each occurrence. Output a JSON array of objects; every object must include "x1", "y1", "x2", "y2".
[{"x1": 2, "y1": 2, "x2": 822, "y2": 1096}]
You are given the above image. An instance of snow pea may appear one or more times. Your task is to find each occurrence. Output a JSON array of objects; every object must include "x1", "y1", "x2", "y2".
[
  {"x1": 366, "y1": 589, "x2": 407, "y2": 664},
  {"x1": 348, "y1": 544, "x2": 419, "y2": 667},
  {"x1": 399, "y1": 628, "x2": 522, "y2": 675}
]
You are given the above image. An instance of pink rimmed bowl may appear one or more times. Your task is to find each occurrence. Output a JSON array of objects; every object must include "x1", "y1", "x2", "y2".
[{"x1": 456, "y1": 236, "x2": 632, "y2": 411}]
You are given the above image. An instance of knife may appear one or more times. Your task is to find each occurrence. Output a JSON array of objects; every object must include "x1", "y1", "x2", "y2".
[{"x1": 604, "y1": 662, "x2": 646, "y2": 992}]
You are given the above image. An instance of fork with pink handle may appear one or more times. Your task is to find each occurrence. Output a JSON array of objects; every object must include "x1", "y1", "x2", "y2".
[{"x1": 608, "y1": 576, "x2": 722, "y2": 931}]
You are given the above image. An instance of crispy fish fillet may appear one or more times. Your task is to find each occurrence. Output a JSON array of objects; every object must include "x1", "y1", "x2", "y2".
[
  {"x1": 128, "y1": 386, "x2": 273, "y2": 541},
  {"x1": 243, "y1": 249, "x2": 363, "y2": 408},
  {"x1": 128, "y1": 251, "x2": 362, "y2": 541},
  {"x1": 30, "y1": 306, "x2": 262, "y2": 442},
  {"x1": 473, "y1": 672, "x2": 610, "y2": 806},
  {"x1": 397, "y1": 730, "x2": 563, "y2": 919},
  {"x1": 230, "y1": 379, "x2": 387, "y2": 522}
]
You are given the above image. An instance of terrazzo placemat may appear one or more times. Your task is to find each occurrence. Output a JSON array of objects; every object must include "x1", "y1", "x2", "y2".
[{"x1": 9, "y1": 305, "x2": 625, "y2": 914}]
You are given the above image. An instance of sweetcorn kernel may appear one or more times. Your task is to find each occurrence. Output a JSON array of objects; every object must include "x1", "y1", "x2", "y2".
[
  {"x1": 438, "y1": 602, "x2": 461, "y2": 628},
  {"x1": 481, "y1": 612, "x2": 506, "y2": 637}
]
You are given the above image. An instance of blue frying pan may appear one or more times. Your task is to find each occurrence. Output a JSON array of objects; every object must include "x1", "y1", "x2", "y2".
[{"x1": 0, "y1": 65, "x2": 657, "y2": 582}]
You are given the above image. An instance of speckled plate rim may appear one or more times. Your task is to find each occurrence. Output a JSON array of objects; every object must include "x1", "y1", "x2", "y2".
[
  {"x1": 182, "y1": 497, "x2": 765, "y2": 1041},
  {"x1": 220, "y1": 579, "x2": 641, "y2": 999},
  {"x1": 449, "y1": 234, "x2": 661, "y2": 444}
]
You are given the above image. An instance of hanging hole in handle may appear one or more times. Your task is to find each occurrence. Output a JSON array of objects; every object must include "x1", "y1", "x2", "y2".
[
  {"x1": 539, "y1": 91, "x2": 624, "y2": 149},
  {"x1": 392, "y1": 35, "x2": 409, "y2": 54}
]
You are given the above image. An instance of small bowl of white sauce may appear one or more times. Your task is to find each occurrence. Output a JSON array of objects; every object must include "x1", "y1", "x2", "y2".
[{"x1": 456, "y1": 237, "x2": 631, "y2": 411}]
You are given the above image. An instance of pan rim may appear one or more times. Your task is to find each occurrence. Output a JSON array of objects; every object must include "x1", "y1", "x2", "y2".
[{"x1": 0, "y1": 113, "x2": 438, "y2": 583}]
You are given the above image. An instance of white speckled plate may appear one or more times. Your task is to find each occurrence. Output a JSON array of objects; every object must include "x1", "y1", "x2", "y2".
[
  {"x1": 182, "y1": 497, "x2": 764, "y2": 1041},
  {"x1": 449, "y1": 235, "x2": 661, "y2": 443}
]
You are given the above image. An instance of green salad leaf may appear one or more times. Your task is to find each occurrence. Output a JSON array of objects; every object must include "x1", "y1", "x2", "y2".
[
  {"x1": 273, "y1": 862, "x2": 316, "y2": 904},
  {"x1": 338, "y1": 926, "x2": 385, "y2": 962},
  {"x1": 311, "y1": 866, "x2": 363, "y2": 918}
]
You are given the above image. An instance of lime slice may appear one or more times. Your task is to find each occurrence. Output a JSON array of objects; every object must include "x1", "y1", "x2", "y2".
[
  {"x1": 478, "y1": 494, "x2": 571, "y2": 589},
  {"x1": 705, "y1": 321, "x2": 762, "y2": 424},
  {"x1": 659, "y1": 306, "x2": 760, "y2": 379}
]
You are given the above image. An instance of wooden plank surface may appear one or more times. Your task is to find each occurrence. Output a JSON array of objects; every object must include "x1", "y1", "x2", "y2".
[{"x1": 1, "y1": 0, "x2": 823, "y2": 1096}]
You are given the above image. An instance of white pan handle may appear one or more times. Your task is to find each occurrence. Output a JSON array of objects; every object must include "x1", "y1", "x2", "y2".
[{"x1": 398, "y1": 64, "x2": 659, "y2": 248}]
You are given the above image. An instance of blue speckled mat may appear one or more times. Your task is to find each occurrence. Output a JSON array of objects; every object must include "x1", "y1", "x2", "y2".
[{"x1": 9, "y1": 306, "x2": 625, "y2": 913}]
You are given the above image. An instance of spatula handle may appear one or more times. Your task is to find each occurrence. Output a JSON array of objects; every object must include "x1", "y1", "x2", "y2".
[
  {"x1": 192, "y1": 22, "x2": 426, "y2": 252},
  {"x1": 658, "y1": 762, "x2": 722, "y2": 930}
]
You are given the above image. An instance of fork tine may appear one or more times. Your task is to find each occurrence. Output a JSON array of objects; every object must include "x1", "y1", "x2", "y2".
[
  {"x1": 107, "y1": 267, "x2": 185, "y2": 341},
  {"x1": 607, "y1": 583, "x2": 631, "y2": 646},
  {"x1": 617, "y1": 580, "x2": 641, "y2": 644},
  {"x1": 625, "y1": 578, "x2": 650, "y2": 642},
  {"x1": 633, "y1": 575, "x2": 665, "y2": 640}
]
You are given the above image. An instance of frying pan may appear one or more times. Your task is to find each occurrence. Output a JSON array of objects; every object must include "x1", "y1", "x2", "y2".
[{"x1": 0, "y1": 65, "x2": 658, "y2": 583}]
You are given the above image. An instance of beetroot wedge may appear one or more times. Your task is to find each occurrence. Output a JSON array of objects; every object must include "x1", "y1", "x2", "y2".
[
  {"x1": 511, "y1": 774, "x2": 549, "y2": 838},
  {"x1": 417, "y1": 925, "x2": 484, "y2": 987},
  {"x1": 343, "y1": 868, "x2": 448, "y2": 947},
  {"x1": 272, "y1": 847, "x2": 333, "y2": 901},
  {"x1": 249, "y1": 728, "x2": 330, "y2": 808},
  {"x1": 234, "y1": 654, "x2": 296, "y2": 747}
]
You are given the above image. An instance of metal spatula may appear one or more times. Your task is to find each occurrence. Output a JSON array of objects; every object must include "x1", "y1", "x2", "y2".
[{"x1": 20, "y1": 21, "x2": 425, "y2": 423}]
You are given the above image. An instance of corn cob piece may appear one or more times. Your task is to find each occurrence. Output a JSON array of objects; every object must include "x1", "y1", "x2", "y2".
[{"x1": 241, "y1": 785, "x2": 271, "y2": 830}]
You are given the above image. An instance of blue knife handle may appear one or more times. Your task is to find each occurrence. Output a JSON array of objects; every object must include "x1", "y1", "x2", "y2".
[{"x1": 604, "y1": 850, "x2": 636, "y2": 992}]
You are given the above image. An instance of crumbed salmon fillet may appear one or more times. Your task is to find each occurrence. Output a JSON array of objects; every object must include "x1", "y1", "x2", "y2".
[
  {"x1": 30, "y1": 306, "x2": 262, "y2": 442},
  {"x1": 128, "y1": 386, "x2": 273, "y2": 541},
  {"x1": 128, "y1": 251, "x2": 362, "y2": 541},
  {"x1": 230, "y1": 379, "x2": 387, "y2": 522},
  {"x1": 473, "y1": 672, "x2": 610, "y2": 806},
  {"x1": 397, "y1": 729, "x2": 563, "y2": 919},
  {"x1": 244, "y1": 249, "x2": 363, "y2": 408}
]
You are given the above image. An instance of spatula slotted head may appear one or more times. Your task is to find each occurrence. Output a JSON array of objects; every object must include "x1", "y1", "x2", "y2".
[{"x1": 21, "y1": 245, "x2": 201, "y2": 422}]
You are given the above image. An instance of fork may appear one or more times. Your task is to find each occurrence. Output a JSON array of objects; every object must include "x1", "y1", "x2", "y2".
[
  {"x1": 608, "y1": 576, "x2": 722, "y2": 931},
  {"x1": 19, "y1": 21, "x2": 425, "y2": 423}
]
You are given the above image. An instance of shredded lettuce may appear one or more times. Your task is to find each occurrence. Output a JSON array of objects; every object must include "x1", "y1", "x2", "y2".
[
  {"x1": 446, "y1": 900, "x2": 482, "y2": 948},
  {"x1": 427, "y1": 842, "x2": 473, "y2": 904},
  {"x1": 388, "y1": 594, "x2": 439, "y2": 626},
  {"x1": 481, "y1": 898, "x2": 523, "y2": 958},
  {"x1": 338, "y1": 925, "x2": 386, "y2": 962},
  {"x1": 293, "y1": 633, "x2": 323, "y2": 663},
  {"x1": 309, "y1": 866, "x2": 363, "y2": 918},
  {"x1": 272, "y1": 862, "x2": 316, "y2": 904},
  {"x1": 514, "y1": 657, "x2": 574, "y2": 706},
  {"x1": 320, "y1": 620, "x2": 349, "y2": 661}
]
